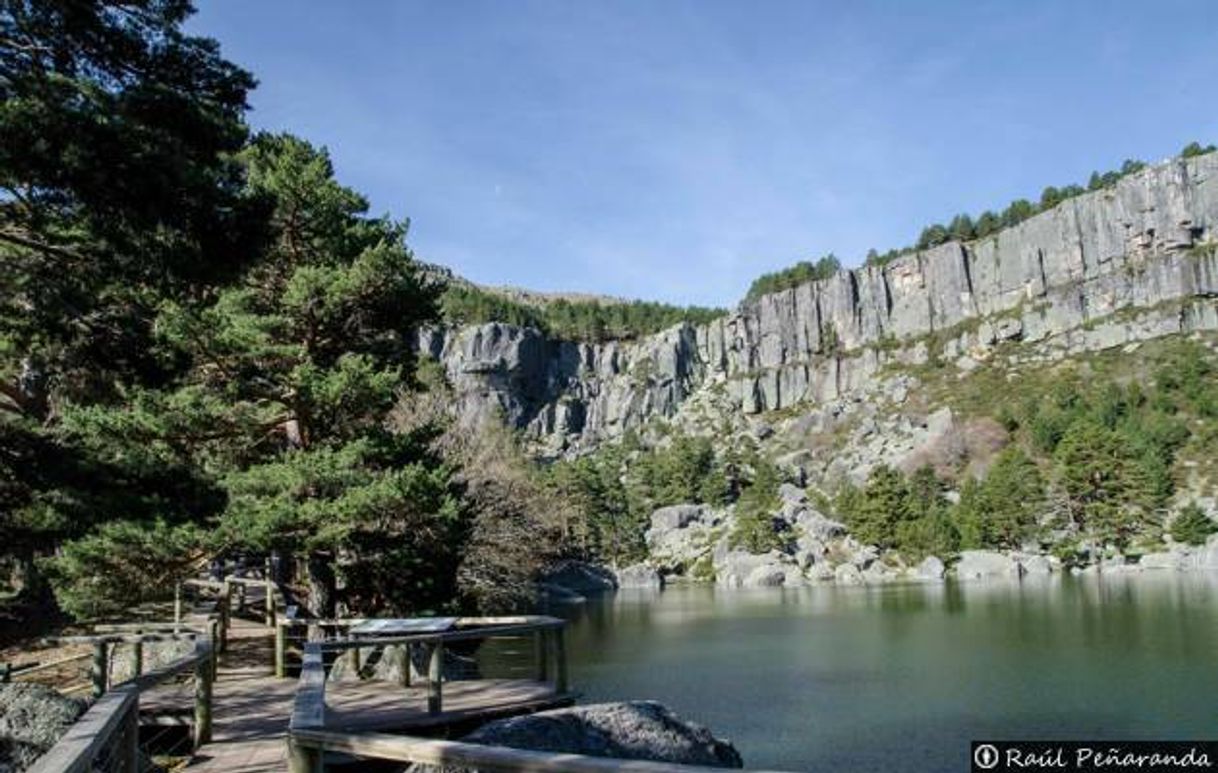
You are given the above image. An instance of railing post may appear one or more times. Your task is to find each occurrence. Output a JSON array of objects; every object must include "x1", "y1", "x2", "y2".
[
  {"x1": 400, "y1": 643, "x2": 412, "y2": 688},
  {"x1": 265, "y1": 559, "x2": 276, "y2": 629},
  {"x1": 209, "y1": 618, "x2": 220, "y2": 675},
  {"x1": 535, "y1": 628, "x2": 549, "y2": 683},
  {"x1": 90, "y1": 640, "x2": 108, "y2": 698},
  {"x1": 193, "y1": 645, "x2": 213, "y2": 748},
  {"x1": 554, "y1": 625, "x2": 568, "y2": 695},
  {"x1": 427, "y1": 640, "x2": 443, "y2": 715},
  {"x1": 218, "y1": 581, "x2": 230, "y2": 653},
  {"x1": 288, "y1": 737, "x2": 324, "y2": 773},
  {"x1": 122, "y1": 691, "x2": 139, "y2": 773},
  {"x1": 347, "y1": 635, "x2": 360, "y2": 677},
  {"x1": 275, "y1": 622, "x2": 286, "y2": 678},
  {"x1": 174, "y1": 581, "x2": 182, "y2": 634},
  {"x1": 131, "y1": 640, "x2": 143, "y2": 678}
]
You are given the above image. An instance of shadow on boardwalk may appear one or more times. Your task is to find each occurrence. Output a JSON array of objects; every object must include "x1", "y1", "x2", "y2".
[{"x1": 181, "y1": 619, "x2": 293, "y2": 772}]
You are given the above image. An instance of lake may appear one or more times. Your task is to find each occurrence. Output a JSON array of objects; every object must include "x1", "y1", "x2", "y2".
[{"x1": 556, "y1": 574, "x2": 1218, "y2": 772}]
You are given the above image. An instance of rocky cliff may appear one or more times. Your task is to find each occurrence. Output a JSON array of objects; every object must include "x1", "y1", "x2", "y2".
[{"x1": 419, "y1": 152, "x2": 1218, "y2": 454}]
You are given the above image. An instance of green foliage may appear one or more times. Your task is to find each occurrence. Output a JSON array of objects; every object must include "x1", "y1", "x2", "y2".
[
  {"x1": 745, "y1": 254, "x2": 841, "y2": 301},
  {"x1": 952, "y1": 448, "x2": 1044, "y2": 549},
  {"x1": 0, "y1": 1, "x2": 266, "y2": 612},
  {"x1": 836, "y1": 465, "x2": 910, "y2": 550},
  {"x1": 545, "y1": 431, "x2": 736, "y2": 563},
  {"x1": 440, "y1": 285, "x2": 725, "y2": 342},
  {"x1": 44, "y1": 520, "x2": 207, "y2": 620},
  {"x1": 729, "y1": 458, "x2": 786, "y2": 553},
  {"x1": 1181, "y1": 141, "x2": 1216, "y2": 159},
  {"x1": 1169, "y1": 502, "x2": 1215, "y2": 546}
]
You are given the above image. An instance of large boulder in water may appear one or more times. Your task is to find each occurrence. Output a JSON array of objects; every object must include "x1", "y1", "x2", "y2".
[
  {"x1": 956, "y1": 550, "x2": 1024, "y2": 579},
  {"x1": 914, "y1": 556, "x2": 945, "y2": 580},
  {"x1": 615, "y1": 563, "x2": 663, "y2": 590},
  {"x1": 410, "y1": 701, "x2": 743, "y2": 771},
  {"x1": 0, "y1": 683, "x2": 86, "y2": 772}
]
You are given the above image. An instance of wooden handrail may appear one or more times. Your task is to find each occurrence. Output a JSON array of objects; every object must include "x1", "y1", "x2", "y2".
[
  {"x1": 289, "y1": 728, "x2": 794, "y2": 773},
  {"x1": 314, "y1": 619, "x2": 565, "y2": 651},
  {"x1": 28, "y1": 637, "x2": 216, "y2": 773},
  {"x1": 287, "y1": 616, "x2": 581, "y2": 771},
  {"x1": 273, "y1": 616, "x2": 565, "y2": 679},
  {"x1": 27, "y1": 686, "x2": 138, "y2": 773}
]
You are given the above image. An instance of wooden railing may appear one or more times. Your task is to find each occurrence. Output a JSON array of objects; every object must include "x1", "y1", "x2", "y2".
[
  {"x1": 24, "y1": 575, "x2": 245, "y2": 773},
  {"x1": 287, "y1": 615, "x2": 574, "y2": 772},
  {"x1": 284, "y1": 615, "x2": 797, "y2": 772},
  {"x1": 27, "y1": 634, "x2": 215, "y2": 773},
  {"x1": 288, "y1": 728, "x2": 787, "y2": 773}
]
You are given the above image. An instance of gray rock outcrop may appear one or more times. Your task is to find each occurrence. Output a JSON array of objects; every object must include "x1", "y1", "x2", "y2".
[
  {"x1": 421, "y1": 154, "x2": 1218, "y2": 453},
  {"x1": 615, "y1": 563, "x2": 664, "y2": 590},
  {"x1": 914, "y1": 556, "x2": 945, "y2": 580},
  {"x1": 1019, "y1": 555, "x2": 1054, "y2": 575},
  {"x1": 956, "y1": 550, "x2": 1024, "y2": 579},
  {"x1": 409, "y1": 701, "x2": 743, "y2": 771},
  {"x1": 0, "y1": 683, "x2": 86, "y2": 772}
]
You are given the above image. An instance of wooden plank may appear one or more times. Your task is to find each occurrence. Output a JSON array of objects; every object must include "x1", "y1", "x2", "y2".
[
  {"x1": 290, "y1": 643, "x2": 326, "y2": 731},
  {"x1": 318, "y1": 620, "x2": 565, "y2": 652},
  {"x1": 348, "y1": 617, "x2": 457, "y2": 635},
  {"x1": 323, "y1": 679, "x2": 578, "y2": 733},
  {"x1": 290, "y1": 728, "x2": 794, "y2": 772},
  {"x1": 28, "y1": 687, "x2": 137, "y2": 773}
]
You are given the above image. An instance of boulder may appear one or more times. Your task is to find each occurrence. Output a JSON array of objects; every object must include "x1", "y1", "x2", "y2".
[
  {"x1": 810, "y1": 563, "x2": 836, "y2": 582},
  {"x1": 354, "y1": 644, "x2": 481, "y2": 684},
  {"x1": 1019, "y1": 555, "x2": 1054, "y2": 575},
  {"x1": 714, "y1": 550, "x2": 795, "y2": 588},
  {"x1": 778, "y1": 483, "x2": 807, "y2": 505},
  {"x1": 849, "y1": 544, "x2": 880, "y2": 569},
  {"x1": 955, "y1": 550, "x2": 1024, "y2": 579},
  {"x1": 862, "y1": 562, "x2": 896, "y2": 583},
  {"x1": 914, "y1": 556, "x2": 945, "y2": 580},
  {"x1": 409, "y1": 701, "x2": 743, "y2": 771},
  {"x1": 794, "y1": 512, "x2": 847, "y2": 541},
  {"x1": 650, "y1": 504, "x2": 709, "y2": 533},
  {"x1": 615, "y1": 563, "x2": 663, "y2": 590},
  {"x1": 743, "y1": 565, "x2": 787, "y2": 587},
  {"x1": 0, "y1": 683, "x2": 86, "y2": 772},
  {"x1": 834, "y1": 563, "x2": 864, "y2": 585},
  {"x1": 540, "y1": 560, "x2": 617, "y2": 595}
]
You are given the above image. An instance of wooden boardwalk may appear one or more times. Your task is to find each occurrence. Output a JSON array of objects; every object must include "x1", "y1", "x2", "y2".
[
  {"x1": 142, "y1": 617, "x2": 575, "y2": 772},
  {"x1": 178, "y1": 620, "x2": 292, "y2": 772}
]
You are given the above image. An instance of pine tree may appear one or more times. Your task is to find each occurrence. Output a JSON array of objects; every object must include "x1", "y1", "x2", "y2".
[
  {"x1": 1, "y1": 0, "x2": 264, "y2": 611},
  {"x1": 1170, "y1": 502, "x2": 1216, "y2": 546}
]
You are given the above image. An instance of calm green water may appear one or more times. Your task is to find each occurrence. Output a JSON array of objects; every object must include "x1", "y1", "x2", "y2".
[{"x1": 556, "y1": 575, "x2": 1218, "y2": 772}]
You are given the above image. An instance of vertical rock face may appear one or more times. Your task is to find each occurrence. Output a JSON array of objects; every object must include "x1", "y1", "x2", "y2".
[{"x1": 421, "y1": 153, "x2": 1218, "y2": 452}]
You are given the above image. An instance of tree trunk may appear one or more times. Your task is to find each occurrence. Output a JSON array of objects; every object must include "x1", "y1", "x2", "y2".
[{"x1": 305, "y1": 552, "x2": 336, "y2": 618}]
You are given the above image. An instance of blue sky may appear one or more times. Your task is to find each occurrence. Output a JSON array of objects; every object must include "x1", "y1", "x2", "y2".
[{"x1": 187, "y1": 1, "x2": 1218, "y2": 307}]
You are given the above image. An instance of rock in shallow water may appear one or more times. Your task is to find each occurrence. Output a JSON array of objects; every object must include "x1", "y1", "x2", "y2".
[
  {"x1": 615, "y1": 563, "x2": 664, "y2": 590},
  {"x1": 956, "y1": 550, "x2": 1024, "y2": 579},
  {"x1": 408, "y1": 701, "x2": 744, "y2": 771},
  {"x1": 914, "y1": 555, "x2": 945, "y2": 580}
]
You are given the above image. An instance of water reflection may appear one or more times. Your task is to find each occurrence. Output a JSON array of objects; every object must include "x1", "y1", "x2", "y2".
[{"x1": 559, "y1": 574, "x2": 1218, "y2": 772}]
